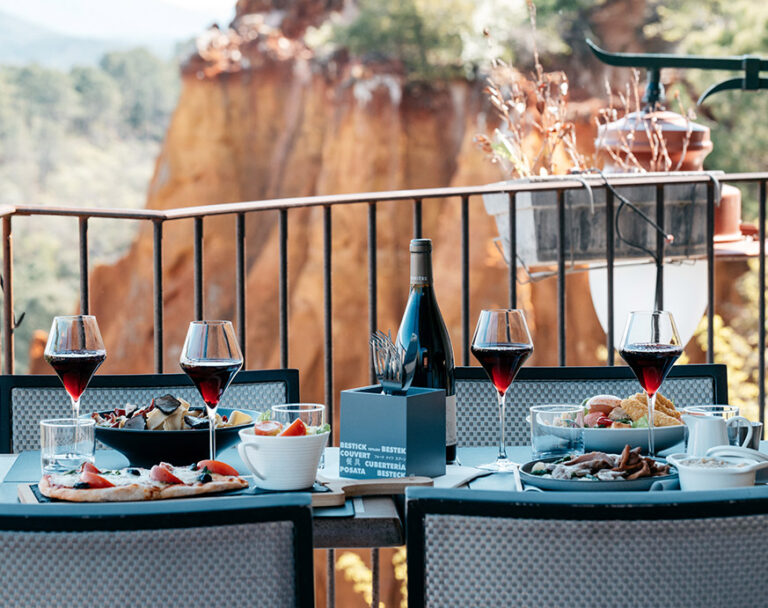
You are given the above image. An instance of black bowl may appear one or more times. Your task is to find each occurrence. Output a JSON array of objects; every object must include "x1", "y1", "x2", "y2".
[{"x1": 92, "y1": 407, "x2": 258, "y2": 467}]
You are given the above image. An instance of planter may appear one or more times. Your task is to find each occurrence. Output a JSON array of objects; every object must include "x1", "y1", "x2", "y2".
[{"x1": 482, "y1": 172, "x2": 714, "y2": 267}]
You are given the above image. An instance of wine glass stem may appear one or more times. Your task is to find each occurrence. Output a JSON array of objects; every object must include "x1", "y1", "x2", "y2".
[
  {"x1": 647, "y1": 391, "x2": 656, "y2": 457},
  {"x1": 207, "y1": 406, "x2": 216, "y2": 460},
  {"x1": 497, "y1": 391, "x2": 508, "y2": 462},
  {"x1": 71, "y1": 395, "x2": 81, "y2": 453},
  {"x1": 70, "y1": 396, "x2": 81, "y2": 421}
]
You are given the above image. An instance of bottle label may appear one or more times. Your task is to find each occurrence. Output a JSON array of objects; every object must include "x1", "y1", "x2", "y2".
[{"x1": 445, "y1": 394, "x2": 457, "y2": 445}]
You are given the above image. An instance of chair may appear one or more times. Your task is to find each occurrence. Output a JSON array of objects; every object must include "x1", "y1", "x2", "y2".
[
  {"x1": 0, "y1": 494, "x2": 314, "y2": 607},
  {"x1": 456, "y1": 364, "x2": 728, "y2": 447},
  {"x1": 407, "y1": 486, "x2": 768, "y2": 608},
  {"x1": 0, "y1": 369, "x2": 300, "y2": 453}
]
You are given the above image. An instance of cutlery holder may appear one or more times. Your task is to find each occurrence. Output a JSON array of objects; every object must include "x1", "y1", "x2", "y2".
[{"x1": 339, "y1": 385, "x2": 446, "y2": 479}]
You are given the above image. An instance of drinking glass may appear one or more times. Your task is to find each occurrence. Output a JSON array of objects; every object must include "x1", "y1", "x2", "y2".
[
  {"x1": 180, "y1": 320, "x2": 243, "y2": 460},
  {"x1": 530, "y1": 404, "x2": 585, "y2": 460},
  {"x1": 44, "y1": 315, "x2": 106, "y2": 420},
  {"x1": 471, "y1": 309, "x2": 533, "y2": 471},
  {"x1": 40, "y1": 418, "x2": 95, "y2": 473},
  {"x1": 618, "y1": 310, "x2": 682, "y2": 456},
  {"x1": 271, "y1": 404, "x2": 325, "y2": 429}
]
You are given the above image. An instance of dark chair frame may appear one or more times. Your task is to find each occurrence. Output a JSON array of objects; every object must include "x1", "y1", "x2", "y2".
[
  {"x1": 456, "y1": 363, "x2": 728, "y2": 402},
  {"x1": 406, "y1": 485, "x2": 768, "y2": 608},
  {"x1": 0, "y1": 494, "x2": 315, "y2": 608},
  {"x1": 0, "y1": 368, "x2": 300, "y2": 453}
]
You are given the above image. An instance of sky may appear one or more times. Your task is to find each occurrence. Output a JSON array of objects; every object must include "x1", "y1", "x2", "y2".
[{"x1": 0, "y1": 0, "x2": 236, "y2": 43}]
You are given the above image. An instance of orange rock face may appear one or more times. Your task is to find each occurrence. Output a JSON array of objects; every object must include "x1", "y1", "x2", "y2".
[{"x1": 84, "y1": 23, "x2": 608, "y2": 417}]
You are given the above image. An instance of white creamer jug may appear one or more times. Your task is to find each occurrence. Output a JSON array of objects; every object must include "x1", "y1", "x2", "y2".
[{"x1": 683, "y1": 414, "x2": 752, "y2": 457}]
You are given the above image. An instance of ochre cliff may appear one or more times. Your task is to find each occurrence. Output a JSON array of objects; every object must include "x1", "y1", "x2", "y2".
[{"x1": 86, "y1": 33, "x2": 606, "y2": 397}]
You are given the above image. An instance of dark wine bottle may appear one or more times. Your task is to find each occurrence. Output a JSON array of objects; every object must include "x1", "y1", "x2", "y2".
[{"x1": 396, "y1": 238, "x2": 457, "y2": 463}]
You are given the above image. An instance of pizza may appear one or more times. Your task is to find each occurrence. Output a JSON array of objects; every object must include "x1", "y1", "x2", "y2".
[{"x1": 38, "y1": 460, "x2": 248, "y2": 502}]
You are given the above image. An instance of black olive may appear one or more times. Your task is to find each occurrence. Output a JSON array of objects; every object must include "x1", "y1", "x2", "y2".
[
  {"x1": 189, "y1": 463, "x2": 199, "y2": 471},
  {"x1": 197, "y1": 473, "x2": 212, "y2": 483},
  {"x1": 153, "y1": 394, "x2": 182, "y2": 415},
  {"x1": 127, "y1": 469, "x2": 141, "y2": 476},
  {"x1": 74, "y1": 482, "x2": 90, "y2": 489}
]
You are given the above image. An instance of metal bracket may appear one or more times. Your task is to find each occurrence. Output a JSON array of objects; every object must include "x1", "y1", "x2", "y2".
[{"x1": 586, "y1": 39, "x2": 768, "y2": 106}]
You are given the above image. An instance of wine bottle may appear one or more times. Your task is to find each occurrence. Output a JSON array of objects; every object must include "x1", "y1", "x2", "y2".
[{"x1": 396, "y1": 238, "x2": 457, "y2": 463}]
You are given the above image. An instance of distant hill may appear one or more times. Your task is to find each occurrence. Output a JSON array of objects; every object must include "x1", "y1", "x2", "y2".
[{"x1": 0, "y1": 10, "x2": 140, "y2": 68}]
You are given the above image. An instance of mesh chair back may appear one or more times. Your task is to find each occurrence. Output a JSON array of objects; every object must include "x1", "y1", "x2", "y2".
[
  {"x1": 456, "y1": 364, "x2": 727, "y2": 447},
  {"x1": 1, "y1": 369, "x2": 299, "y2": 453},
  {"x1": 408, "y1": 488, "x2": 768, "y2": 608},
  {"x1": 0, "y1": 496, "x2": 313, "y2": 607}
]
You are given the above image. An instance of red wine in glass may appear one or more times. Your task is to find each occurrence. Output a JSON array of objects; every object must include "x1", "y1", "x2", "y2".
[
  {"x1": 471, "y1": 309, "x2": 534, "y2": 472},
  {"x1": 44, "y1": 315, "x2": 106, "y2": 421},
  {"x1": 180, "y1": 321, "x2": 243, "y2": 460},
  {"x1": 619, "y1": 343, "x2": 682, "y2": 396},
  {"x1": 619, "y1": 311, "x2": 682, "y2": 457},
  {"x1": 179, "y1": 360, "x2": 241, "y2": 408},
  {"x1": 45, "y1": 351, "x2": 106, "y2": 402},
  {"x1": 470, "y1": 343, "x2": 533, "y2": 396}
]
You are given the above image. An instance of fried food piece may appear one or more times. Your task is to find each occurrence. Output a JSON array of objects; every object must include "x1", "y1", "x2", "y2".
[
  {"x1": 621, "y1": 396, "x2": 682, "y2": 427},
  {"x1": 628, "y1": 392, "x2": 681, "y2": 421}
]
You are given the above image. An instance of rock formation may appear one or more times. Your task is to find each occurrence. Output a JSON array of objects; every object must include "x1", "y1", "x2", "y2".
[{"x1": 85, "y1": 0, "x2": 608, "y2": 414}]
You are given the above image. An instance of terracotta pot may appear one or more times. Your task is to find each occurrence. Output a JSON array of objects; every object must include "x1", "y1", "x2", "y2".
[{"x1": 596, "y1": 110, "x2": 740, "y2": 241}]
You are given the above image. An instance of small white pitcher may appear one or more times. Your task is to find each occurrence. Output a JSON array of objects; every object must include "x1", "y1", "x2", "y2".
[{"x1": 683, "y1": 413, "x2": 753, "y2": 457}]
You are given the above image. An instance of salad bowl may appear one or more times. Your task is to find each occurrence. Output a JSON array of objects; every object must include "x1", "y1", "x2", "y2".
[
  {"x1": 582, "y1": 426, "x2": 684, "y2": 454},
  {"x1": 91, "y1": 407, "x2": 259, "y2": 467}
]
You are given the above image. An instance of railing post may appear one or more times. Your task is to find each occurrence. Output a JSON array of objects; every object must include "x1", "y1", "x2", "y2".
[
  {"x1": 605, "y1": 188, "x2": 615, "y2": 365},
  {"x1": 706, "y1": 181, "x2": 715, "y2": 362},
  {"x1": 78, "y1": 217, "x2": 89, "y2": 315},
  {"x1": 153, "y1": 220, "x2": 164, "y2": 374},
  {"x1": 461, "y1": 195, "x2": 470, "y2": 366},
  {"x1": 236, "y1": 213, "x2": 247, "y2": 366},
  {"x1": 655, "y1": 184, "x2": 665, "y2": 310},
  {"x1": 2, "y1": 216, "x2": 12, "y2": 375},
  {"x1": 508, "y1": 192, "x2": 517, "y2": 309},
  {"x1": 760, "y1": 181, "x2": 766, "y2": 427},
  {"x1": 368, "y1": 202, "x2": 377, "y2": 384},
  {"x1": 323, "y1": 206, "x2": 333, "y2": 440},
  {"x1": 279, "y1": 209, "x2": 288, "y2": 368},
  {"x1": 557, "y1": 189, "x2": 566, "y2": 366},
  {"x1": 413, "y1": 198, "x2": 422, "y2": 239},
  {"x1": 194, "y1": 217, "x2": 204, "y2": 321}
]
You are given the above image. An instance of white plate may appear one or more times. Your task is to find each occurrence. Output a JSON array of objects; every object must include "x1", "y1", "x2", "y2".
[
  {"x1": 582, "y1": 426, "x2": 684, "y2": 454},
  {"x1": 520, "y1": 457, "x2": 678, "y2": 492}
]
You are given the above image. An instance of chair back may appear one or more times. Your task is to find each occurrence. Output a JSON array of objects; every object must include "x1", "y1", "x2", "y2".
[
  {"x1": 0, "y1": 369, "x2": 300, "y2": 452},
  {"x1": 407, "y1": 486, "x2": 768, "y2": 608},
  {"x1": 456, "y1": 364, "x2": 728, "y2": 447},
  {"x1": 0, "y1": 495, "x2": 314, "y2": 607}
]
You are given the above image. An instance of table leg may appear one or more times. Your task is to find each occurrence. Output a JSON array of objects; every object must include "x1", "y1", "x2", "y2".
[
  {"x1": 371, "y1": 547, "x2": 380, "y2": 608},
  {"x1": 327, "y1": 549, "x2": 335, "y2": 608}
]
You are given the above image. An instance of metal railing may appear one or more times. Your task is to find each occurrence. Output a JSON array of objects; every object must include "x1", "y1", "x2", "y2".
[{"x1": 2, "y1": 171, "x2": 768, "y2": 608}]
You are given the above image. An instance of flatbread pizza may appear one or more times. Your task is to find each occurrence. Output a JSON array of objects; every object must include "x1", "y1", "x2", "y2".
[{"x1": 39, "y1": 460, "x2": 248, "y2": 503}]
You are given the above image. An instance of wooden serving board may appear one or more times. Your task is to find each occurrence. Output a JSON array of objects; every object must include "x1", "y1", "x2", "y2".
[
  {"x1": 312, "y1": 475, "x2": 433, "y2": 507},
  {"x1": 17, "y1": 475, "x2": 434, "y2": 507}
]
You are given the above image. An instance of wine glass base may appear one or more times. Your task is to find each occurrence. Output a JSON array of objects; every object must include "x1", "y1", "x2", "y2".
[{"x1": 477, "y1": 459, "x2": 520, "y2": 473}]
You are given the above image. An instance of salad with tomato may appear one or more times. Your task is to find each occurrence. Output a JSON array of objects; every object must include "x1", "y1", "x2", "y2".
[
  {"x1": 251, "y1": 410, "x2": 331, "y2": 437},
  {"x1": 579, "y1": 395, "x2": 649, "y2": 429}
]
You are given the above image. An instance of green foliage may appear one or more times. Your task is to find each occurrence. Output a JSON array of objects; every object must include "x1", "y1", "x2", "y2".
[{"x1": 0, "y1": 48, "x2": 179, "y2": 370}]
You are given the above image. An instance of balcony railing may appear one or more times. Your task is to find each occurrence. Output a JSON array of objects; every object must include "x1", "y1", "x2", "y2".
[
  {"x1": 3, "y1": 172, "x2": 767, "y2": 420},
  {"x1": 2, "y1": 171, "x2": 767, "y2": 608}
]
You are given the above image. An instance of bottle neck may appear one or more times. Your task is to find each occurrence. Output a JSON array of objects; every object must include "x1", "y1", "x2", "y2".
[{"x1": 410, "y1": 250, "x2": 433, "y2": 286}]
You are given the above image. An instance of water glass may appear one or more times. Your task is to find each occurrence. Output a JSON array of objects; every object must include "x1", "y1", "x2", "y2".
[
  {"x1": 271, "y1": 404, "x2": 325, "y2": 429},
  {"x1": 683, "y1": 405, "x2": 745, "y2": 446},
  {"x1": 40, "y1": 418, "x2": 95, "y2": 473},
  {"x1": 683, "y1": 405, "x2": 739, "y2": 419},
  {"x1": 530, "y1": 405, "x2": 584, "y2": 460}
]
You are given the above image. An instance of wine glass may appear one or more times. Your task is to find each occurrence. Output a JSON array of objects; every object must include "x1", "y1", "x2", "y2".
[
  {"x1": 180, "y1": 320, "x2": 243, "y2": 460},
  {"x1": 471, "y1": 309, "x2": 533, "y2": 471},
  {"x1": 44, "y1": 315, "x2": 106, "y2": 420},
  {"x1": 618, "y1": 310, "x2": 682, "y2": 456}
]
